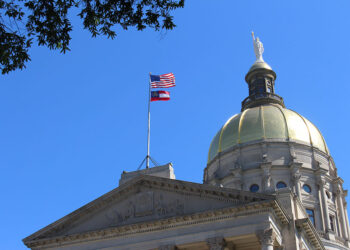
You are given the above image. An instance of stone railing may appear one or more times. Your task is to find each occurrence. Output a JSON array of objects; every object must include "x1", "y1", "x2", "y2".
[
  {"x1": 241, "y1": 93, "x2": 284, "y2": 110},
  {"x1": 317, "y1": 231, "x2": 347, "y2": 246},
  {"x1": 335, "y1": 235, "x2": 346, "y2": 245}
]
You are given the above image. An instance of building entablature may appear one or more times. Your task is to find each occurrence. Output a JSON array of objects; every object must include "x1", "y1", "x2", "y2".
[{"x1": 23, "y1": 175, "x2": 296, "y2": 250}]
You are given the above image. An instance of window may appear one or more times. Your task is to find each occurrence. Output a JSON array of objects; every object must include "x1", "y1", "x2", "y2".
[
  {"x1": 276, "y1": 181, "x2": 287, "y2": 189},
  {"x1": 257, "y1": 86, "x2": 265, "y2": 94},
  {"x1": 330, "y1": 215, "x2": 335, "y2": 232},
  {"x1": 250, "y1": 184, "x2": 259, "y2": 193},
  {"x1": 306, "y1": 209, "x2": 315, "y2": 226},
  {"x1": 249, "y1": 84, "x2": 255, "y2": 96},
  {"x1": 303, "y1": 184, "x2": 312, "y2": 193}
]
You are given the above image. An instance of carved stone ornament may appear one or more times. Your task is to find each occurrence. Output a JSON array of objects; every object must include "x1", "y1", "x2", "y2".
[
  {"x1": 135, "y1": 191, "x2": 154, "y2": 217},
  {"x1": 252, "y1": 31, "x2": 264, "y2": 62},
  {"x1": 105, "y1": 191, "x2": 185, "y2": 226},
  {"x1": 317, "y1": 176, "x2": 326, "y2": 188},
  {"x1": 206, "y1": 237, "x2": 226, "y2": 250},
  {"x1": 261, "y1": 163, "x2": 274, "y2": 192},
  {"x1": 292, "y1": 173, "x2": 301, "y2": 185},
  {"x1": 258, "y1": 228, "x2": 276, "y2": 246}
]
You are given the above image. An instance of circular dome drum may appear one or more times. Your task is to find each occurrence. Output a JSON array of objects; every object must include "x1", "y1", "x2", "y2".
[{"x1": 208, "y1": 104, "x2": 329, "y2": 163}]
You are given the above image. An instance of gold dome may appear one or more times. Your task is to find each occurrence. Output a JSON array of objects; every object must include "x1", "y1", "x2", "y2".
[{"x1": 208, "y1": 104, "x2": 329, "y2": 162}]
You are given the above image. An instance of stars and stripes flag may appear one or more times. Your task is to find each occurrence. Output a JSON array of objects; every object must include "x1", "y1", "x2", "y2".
[
  {"x1": 150, "y1": 73, "x2": 175, "y2": 88},
  {"x1": 151, "y1": 91, "x2": 170, "y2": 102}
]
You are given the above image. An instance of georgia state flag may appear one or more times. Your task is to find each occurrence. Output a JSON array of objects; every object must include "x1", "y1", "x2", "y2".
[{"x1": 151, "y1": 91, "x2": 170, "y2": 102}]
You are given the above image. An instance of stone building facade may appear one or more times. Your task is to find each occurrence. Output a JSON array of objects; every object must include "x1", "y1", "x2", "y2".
[{"x1": 23, "y1": 37, "x2": 350, "y2": 249}]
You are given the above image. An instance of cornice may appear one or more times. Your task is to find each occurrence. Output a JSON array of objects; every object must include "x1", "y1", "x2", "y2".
[
  {"x1": 24, "y1": 200, "x2": 289, "y2": 249},
  {"x1": 206, "y1": 139, "x2": 331, "y2": 168},
  {"x1": 296, "y1": 218, "x2": 325, "y2": 250},
  {"x1": 23, "y1": 175, "x2": 275, "y2": 244}
]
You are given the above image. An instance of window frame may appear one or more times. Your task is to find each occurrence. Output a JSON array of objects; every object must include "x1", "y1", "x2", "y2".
[
  {"x1": 306, "y1": 208, "x2": 315, "y2": 227},
  {"x1": 303, "y1": 184, "x2": 312, "y2": 193},
  {"x1": 249, "y1": 184, "x2": 259, "y2": 193},
  {"x1": 276, "y1": 181, "x2": 287, "y2": 189}
]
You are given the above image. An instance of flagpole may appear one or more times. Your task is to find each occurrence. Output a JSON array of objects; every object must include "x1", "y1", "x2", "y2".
[{"x1": 146, "y1": 72, "x2": 151, "y2": 169}]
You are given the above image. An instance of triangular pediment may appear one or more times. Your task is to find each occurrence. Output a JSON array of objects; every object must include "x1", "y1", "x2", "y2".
[{"x1": 24, "y1": 175, "x2": 274, "y2": 244}]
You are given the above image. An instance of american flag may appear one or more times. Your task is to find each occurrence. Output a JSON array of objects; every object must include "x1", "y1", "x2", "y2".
[{"x1": 150, "y1": 73, "x2": 175, "y2": 88}]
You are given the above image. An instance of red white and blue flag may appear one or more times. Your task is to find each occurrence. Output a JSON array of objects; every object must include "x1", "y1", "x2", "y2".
[
  {"x1": 151, "y1": 91, "x2": 170, "y2": 102},
  {"x1": 150, "y1": 73, "x2": 175, "y2": 88}
]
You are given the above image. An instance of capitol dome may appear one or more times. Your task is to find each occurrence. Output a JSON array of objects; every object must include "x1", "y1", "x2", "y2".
[
  {"x1": 208, "y1": 104, "x2": 329, "y2": 163},
  {"x1": 202, "y1": 34, "x2": 350, "y2": 250}
]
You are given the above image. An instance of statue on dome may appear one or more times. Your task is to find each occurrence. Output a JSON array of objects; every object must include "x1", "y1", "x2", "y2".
[{"x1": 252, "y1": 31, "x2": 264, "y2": 62}]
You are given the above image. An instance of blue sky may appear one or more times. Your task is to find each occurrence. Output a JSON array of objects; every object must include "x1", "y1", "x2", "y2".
[{"x1": 2, "y1": 1, "x2": 350, "y2": 249}]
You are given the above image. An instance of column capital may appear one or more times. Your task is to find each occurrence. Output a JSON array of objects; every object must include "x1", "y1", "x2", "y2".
[
  {"x1": 332, "y1": 177, "x2": 344, "y2": 185},
  {"x1": 317, "y1": 178, "x2": 326, "y2": 187},
  {"x1": 258, "y1": 228, "x2": 276, "y2": 246},
  {"x1": 158, "y1": 245, "x2": 177, "y2": 250},
  {"x1": 206, "y1": 237, "x2": 226, "y2": 250},
  {"x1": 291, "y1": 171, "x2": 301, "y2": 183}
]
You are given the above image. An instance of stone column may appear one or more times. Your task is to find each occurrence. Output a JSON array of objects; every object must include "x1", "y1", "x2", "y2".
[
  {"x1": 336, "y1": 187, "x2": 348, "y2": 240},
  {"x1": 290, "y1": 163, "x2": 302, "y2": 200},
  {"x1": 258, "y1": 228, "x2": 275, "y2": 250},
  {"x1": 318, "y1": 177, "x2": 331, "y2": 233},
  {"x1": 206, "y1": 237, "x2": 226, "y2": 250},
  {"x1": 333, "y1": 192, "x2": 341, "y2": 235}
]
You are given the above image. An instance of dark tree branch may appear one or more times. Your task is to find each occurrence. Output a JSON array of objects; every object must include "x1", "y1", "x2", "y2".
[{"x1": 0, "y1": 0, "x2": 184, "y2": 74}]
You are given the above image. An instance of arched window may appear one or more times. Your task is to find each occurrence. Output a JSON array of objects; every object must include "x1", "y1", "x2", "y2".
[
  {"x1": 276, "y1": 181, "x2": 287, "y2": 189},
  {"x1": 303, "y1": 184, "x2": 312, "y2": 193},
  {"x1": 250, "y1": 184, "x2": 259, "y2": 193}
]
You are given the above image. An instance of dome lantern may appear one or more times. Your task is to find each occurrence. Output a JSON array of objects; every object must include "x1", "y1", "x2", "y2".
[{"x1": 242, "y1": 32, "x2": 285, "y2": 111}]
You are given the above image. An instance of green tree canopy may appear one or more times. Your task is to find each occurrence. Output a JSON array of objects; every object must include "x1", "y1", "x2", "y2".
[{"x1": 0, "y1": 0, "x2": 184, "y2": 74}]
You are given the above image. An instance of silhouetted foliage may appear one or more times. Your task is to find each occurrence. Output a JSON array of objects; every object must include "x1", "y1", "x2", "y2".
[{"x1": 0, "y1": 0, "x2": 184, "y2": 74}]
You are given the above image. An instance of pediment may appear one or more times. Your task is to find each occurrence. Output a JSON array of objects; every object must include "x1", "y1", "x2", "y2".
[{"x1": 24, "y1": 175, "x2": 274, "y2": 244}]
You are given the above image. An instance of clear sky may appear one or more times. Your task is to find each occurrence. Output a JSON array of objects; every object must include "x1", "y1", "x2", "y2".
[{"x1": 2, "y1": 1, "x2": 350, "y2": 249}]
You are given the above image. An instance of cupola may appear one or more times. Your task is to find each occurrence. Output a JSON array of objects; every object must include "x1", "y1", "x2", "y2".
[{"x1": 242, "y1": 32, "x2": 284, "y2": 111}]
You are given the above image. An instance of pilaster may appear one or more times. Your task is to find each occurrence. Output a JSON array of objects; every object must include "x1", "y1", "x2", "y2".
[
  {"x1": 316, "y1": 172, "x2": 332, "y2": 239},
  {"x1": 343, "y1": 199, "x2": 350, "y2": 247},
  {"x1": 229, "y1": 162, "x2": 243, "y2": 190},
  {"x1": 334, "y1": 181, "x2": 349, "y2": 242}
]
